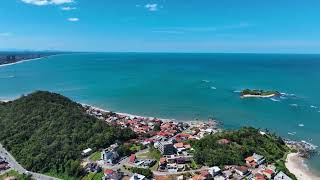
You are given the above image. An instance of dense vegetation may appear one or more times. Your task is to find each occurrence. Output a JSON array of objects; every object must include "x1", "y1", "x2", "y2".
[
  {"x1": 128, "y1": 167, "x2": 153, "y2": 178},
  {"x1": 191, "y1": 127, "x2": 289, "y2": 167},
  {"x1": 0, "y1": 91, "x2": 135, "y2": 178},
  {"x1": 241, "y1": 89, "x2": 280, "y2": 96}
]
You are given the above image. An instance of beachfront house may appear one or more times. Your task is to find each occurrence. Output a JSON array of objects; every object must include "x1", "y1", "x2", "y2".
[{"x1": 274, "y1": 171, "x2": 292, "y2": 180}]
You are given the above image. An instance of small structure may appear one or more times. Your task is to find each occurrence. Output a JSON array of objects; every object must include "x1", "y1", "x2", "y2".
[
  {"x1": 103, "y1": 169, "x2": 122, "y2": 180},
  {"x1": 274, "y1": 171, "x2": 292, "y2": 180},
  {"x1": 101, "y1": 150, "x2": 119, "y2": 164},
  {"x1": 129, "y1": 173, "x2": 146, "y2": 180},
  {"x1": 82, "y1": 148, "x2": 92, "y2": 156},
  {"x1": 129, "y1": 154, "x2": 136, "y2": 163},
  {"x1": 235, "y1": 166, "x2": 250, "y2": 177},
  {"x1": 208, "y1": 166, "x2": 221, "y2": 177},
  {"x1": 245, "y1": 153, "x2": 265, "y2": 167},
  {"x1": 263, "y1": 168, "x2": 274, "y2": 179}
]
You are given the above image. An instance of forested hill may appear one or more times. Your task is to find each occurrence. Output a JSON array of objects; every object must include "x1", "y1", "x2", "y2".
[{"x1": 0, "y1": 91, "x2": 135, "y2": 178}]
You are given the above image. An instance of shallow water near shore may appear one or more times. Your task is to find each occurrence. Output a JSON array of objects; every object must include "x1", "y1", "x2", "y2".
[{"x1": 0, "y1": 53, "x2": 320, "y2": 174}]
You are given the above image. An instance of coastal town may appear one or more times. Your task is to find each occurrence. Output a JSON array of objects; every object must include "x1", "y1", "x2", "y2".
[{"x1": 79, "y1": 104, "x2": 306, "y2": 180}]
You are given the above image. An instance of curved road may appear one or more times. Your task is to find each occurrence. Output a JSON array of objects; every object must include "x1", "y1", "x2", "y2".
[{"x1": 0, "y1": 143, "x2": 61, "y2": 180}]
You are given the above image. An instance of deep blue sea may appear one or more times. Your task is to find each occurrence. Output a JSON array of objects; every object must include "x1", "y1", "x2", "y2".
[{"x1": 1, "y1": 53, "x2": 320, "y2": 174}]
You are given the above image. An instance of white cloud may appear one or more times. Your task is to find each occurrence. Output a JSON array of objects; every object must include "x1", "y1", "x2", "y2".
[
  {"x1": 21, "y1": 0, "x2": 74, "y2": 6},
  {"x1": 0, "y1": 32, "x2": 12, "y2": 37},
  {"x1": 61, "y1": 6, "x2": 76, "y2": 11},
  {"x1": 51, "y1": 0, "x2": 73, "y2": 5},
  {"x1": 68, "y1": 17, "x2": 79, "y2": 22},
  {"x1": 145, "y1": 4, "x2": 158, "y2": 11}
]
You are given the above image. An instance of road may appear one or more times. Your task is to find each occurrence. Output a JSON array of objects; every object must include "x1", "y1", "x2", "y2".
[
  {"x1": 153, "y1": 167, "x2": 210, "y2": 176},
  {"x1": 0, "y1": 143, "x2": 61, "y2": 180}
]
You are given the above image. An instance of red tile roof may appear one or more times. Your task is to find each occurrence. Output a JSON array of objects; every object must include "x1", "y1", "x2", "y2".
[{"x1": 129, "y1": 154, "x2": 136, "y2": 163}]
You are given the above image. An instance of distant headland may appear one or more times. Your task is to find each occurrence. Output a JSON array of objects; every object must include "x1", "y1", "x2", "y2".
[
  {"x1": 240, "y1": 89, "x2": 281, "y2": 98},
  {"x1": 0, "y1": 52, "x2": 63, "y2": 66}
]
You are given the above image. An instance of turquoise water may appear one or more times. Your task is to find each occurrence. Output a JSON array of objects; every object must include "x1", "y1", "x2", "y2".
[{"x1": 1, "y1": 53, "x2": 320, "y2": 174}]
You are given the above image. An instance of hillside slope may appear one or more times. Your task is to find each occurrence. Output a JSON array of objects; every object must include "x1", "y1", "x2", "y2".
[{"x1": 0, "y1": 91, "x2": 135, "y2": 177}]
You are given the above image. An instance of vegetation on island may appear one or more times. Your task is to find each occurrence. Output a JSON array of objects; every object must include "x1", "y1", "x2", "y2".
[
  {"x1": 0, "y1": 91, "x2": 135, "y2": 178},
  {"x1": 241, "y1": 89, "x2": 280, "y2": 96},
  {"x1": 191, "y1": 127, "x2": 289, "y2": 167}
]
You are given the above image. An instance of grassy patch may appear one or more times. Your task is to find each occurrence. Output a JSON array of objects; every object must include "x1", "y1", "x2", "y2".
[
  {"x1": 82, "y1": 172, "x2": 95, "y2": 180},
  {"x1": 0, "y1": 170, "x2": 32, "y2": 180},
  {"x1": 81, "y1": 172, "x2": 104, "y2": 180},
  {"x1": 189, "y1": 159, "x2": 199, "y2": 170},
  {"x1": 45, "y1": 172, "x2": 77, "y2": 180},
  {"x1": 130, "y1": 144, "x2": 144, "y2": 152},
  {"x1": 137, "y1": 148, "x2": 161, "y2": 160},
  {"x1": 92, "y1": 172, "x2": 104, "y2": 180},
  {"x1": 89, "y1": 151, "x2": 101, "y2": 161}
]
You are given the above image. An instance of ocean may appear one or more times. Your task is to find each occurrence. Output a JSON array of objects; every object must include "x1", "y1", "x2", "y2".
[{"x1": 0, "y1": 53, "x2": 319, "y2": 174}]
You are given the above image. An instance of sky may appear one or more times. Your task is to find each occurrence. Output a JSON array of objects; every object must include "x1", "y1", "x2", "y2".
[{"x1": 0, "y1": 0, "x2": 320, "y2": 53}]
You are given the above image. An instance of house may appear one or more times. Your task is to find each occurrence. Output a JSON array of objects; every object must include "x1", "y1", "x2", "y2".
[
  {"x1": 129, "y1": 154, "x2": 136, "y2": 163},
  {"x1": 101, "y1": 150, "x2": 119, "y2": 164},
  {"x1": 208, "y1": 166, "x2": 221, "y2": 177},
  {"x1": 192, "y1": 175, "x2": 206, "y2": 180},
  {"x1": 245, "y1": 153, "x2": 265, "y2": 167},
  {"x1": 143, "y1": 159, "x2": 156, "y2": 167},
  {"x1": 82, "y1": 148, "x2": 92, "y2": 156},
  {"x1": 200, "y1": 170, "x2": 212, "y2": 179},
  {"x1": 274, "y1": 171, "x2": 292, "y2": 180},
  {"x1": 235, "y1": 166, "x2": 250, "y2": 177},
  {"x1": 262, "y1": 168, "x2": 274, "y2": 179},
  {"x1": 103, "y1": 169, "x2": 122, "y2": 180},
  {"x1": 159, "y1": 158, "x2": 167, "y2": 170},
  {"x1": 254, "y1": 173, "x2": 266, "y2": 180},
  {"x1": 158, "y1": 141, "x2": 175, "y2": 155},
  {"x1": 130, "y1": 173, "x2": 146, "y2": 180},
  {"x1": 252, "y1": 153, "x2": 265, "y2": 165},
  {"x1": 167, "y1": 163, "x2": 178, "y2": 172}
]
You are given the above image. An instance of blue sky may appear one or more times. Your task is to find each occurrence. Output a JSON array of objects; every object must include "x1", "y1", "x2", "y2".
[{"x1": 1, "y1": 0, "x2": 320, "y2": 53}]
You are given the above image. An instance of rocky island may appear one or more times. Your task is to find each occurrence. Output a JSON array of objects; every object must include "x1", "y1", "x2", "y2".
[{"x1": 240, "y1": 89, "x2": 281, "y2": 98}]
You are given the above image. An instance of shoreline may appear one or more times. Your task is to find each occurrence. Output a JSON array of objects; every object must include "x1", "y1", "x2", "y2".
[
  {"x1": 240, "y1": 94, "x2": 277, "y2": 98},
  {"x1": 81, "y1": 103, "x2": 218, "y2": 125},
  {"x1": 285, "y1": 153, "x2": 320, "y2": 180},
  {"x1": 0, "y1": 53, "x2": 66, "y2": 68},
  {"x1": 0, "y1": 57, "x2": 44, "y2": 68}
]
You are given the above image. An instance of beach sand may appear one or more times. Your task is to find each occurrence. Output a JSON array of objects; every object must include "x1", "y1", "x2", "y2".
[{"x1": 286, "y1": 153, "x2": 320, "y2": 180}]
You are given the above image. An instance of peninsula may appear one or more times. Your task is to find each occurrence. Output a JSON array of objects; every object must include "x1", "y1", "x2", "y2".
[{"x1": 240, "y1": 89, "x2": 281, "y2": 98}]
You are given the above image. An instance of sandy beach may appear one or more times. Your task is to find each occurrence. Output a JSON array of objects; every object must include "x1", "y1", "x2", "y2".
[
  {"x1": 0, "y1": 57, "x2": 44, "y2": 68},
  {"x1": 286, "y1": 153, "x2": 320, "y2": 180}
]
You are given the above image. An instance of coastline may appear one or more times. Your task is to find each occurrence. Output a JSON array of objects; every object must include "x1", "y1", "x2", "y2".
[
  {"x1": 285, "y1": 153, "x2": 320, "y2": 180},
  {"x1": 0, "y1": 57, "x2": 44, "y2": 68},
  {"x1": 0, "y1": 53, "x2": 65, "y2": 68},
  {"x1": 81, "y1": 103, "x2": 217, "y2": 125}
]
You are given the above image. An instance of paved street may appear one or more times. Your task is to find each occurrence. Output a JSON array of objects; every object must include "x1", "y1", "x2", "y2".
[{"x1": 0, "y1": 143, "x2": 61, "y2": 180}]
